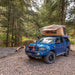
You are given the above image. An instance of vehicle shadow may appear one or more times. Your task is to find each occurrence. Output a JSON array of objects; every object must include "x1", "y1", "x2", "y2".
[
  {"x1": 23, "y1": 50, "x2": 75, "y2": 66},
  {"x1": 25, "y1": 57, "x2": 45, "y2": 64}
]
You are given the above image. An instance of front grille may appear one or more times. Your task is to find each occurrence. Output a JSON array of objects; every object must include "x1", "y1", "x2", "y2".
[
  {"x1": 27, "y1": 46, "x2": 35, "y2": 51},
  {"x1": 29, "y1": 47, "x2": 33, "y2": 50}
]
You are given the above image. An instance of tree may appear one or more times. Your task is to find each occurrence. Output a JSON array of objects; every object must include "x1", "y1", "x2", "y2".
[{"x1": 0, "y1": 0, "x2": 31, "y2": 47}]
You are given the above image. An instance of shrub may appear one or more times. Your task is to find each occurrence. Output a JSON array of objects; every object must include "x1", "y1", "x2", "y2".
[
  {"x1": 22, "y1": 39, "x2": 36, "y2": 46},
  {"x1": 70, "y1": 41, "x2": 75, "y2": 44}
]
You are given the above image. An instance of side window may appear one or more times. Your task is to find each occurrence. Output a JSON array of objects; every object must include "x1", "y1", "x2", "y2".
[
  {"x1": 64, "y1": 37, "x2": 69, "y2": 42},
  {"x1": 55, "y1": 38, "x2": 60, "y2": 43},
  {"x1": 60, "y1": 37, "x2": 64, "y2": 43}
]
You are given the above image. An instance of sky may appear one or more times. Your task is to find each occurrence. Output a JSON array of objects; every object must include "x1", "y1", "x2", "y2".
[
  {"x1": 67, "y1": 1, "x2": 75, "y2": 12},
  {"x1": 66, "y1": 1, "x2": 75, "y2": 21},
  {"x1": 31, "y1": 0, "x2": 44, "y2": 12}
]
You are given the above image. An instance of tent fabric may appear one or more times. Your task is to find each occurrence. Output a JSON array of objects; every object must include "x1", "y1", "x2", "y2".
[{"x1": 40, "y1": 24, "x2": 66, "y2": 36}]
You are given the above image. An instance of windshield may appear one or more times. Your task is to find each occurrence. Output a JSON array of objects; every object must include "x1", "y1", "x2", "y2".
[{"x1": 38, "y1": 37, "x2": 55, "y2": 44}]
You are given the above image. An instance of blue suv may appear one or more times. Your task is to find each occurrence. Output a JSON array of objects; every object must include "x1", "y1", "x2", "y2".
[{"x1": 25, "y1": 36, "x2": 70, "y2": 64}]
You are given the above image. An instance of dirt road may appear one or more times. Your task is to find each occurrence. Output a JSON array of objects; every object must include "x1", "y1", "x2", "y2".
[{"x1": 0, "y1": 45, "x2": 75, "y2": 75}]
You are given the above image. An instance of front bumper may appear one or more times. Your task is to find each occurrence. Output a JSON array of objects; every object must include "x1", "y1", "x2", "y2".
[{"x1": 25, "y1": 50, "x2": 48, "y2": 57}]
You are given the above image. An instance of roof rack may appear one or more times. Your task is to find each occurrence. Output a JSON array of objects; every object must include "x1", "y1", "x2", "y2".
[{"x1": 42, "y1": 35, "x2": 69, "y2": 37}]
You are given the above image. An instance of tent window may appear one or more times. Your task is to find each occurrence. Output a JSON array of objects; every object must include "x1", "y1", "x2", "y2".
[
  {"x1": 46, "y1": 31, "x2": 50, "y2": 33},
  {"x1": 46, "y1": 30, "x2": 56, "y2": 34},
  {"x1": 51, "y1": 30, "x2": 56, "y2": 33}
]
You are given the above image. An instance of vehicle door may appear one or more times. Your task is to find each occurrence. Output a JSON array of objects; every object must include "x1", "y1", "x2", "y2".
[
  {"x1": 63, "y1": 37, "x2": 70, "y2": 52},
  {"x1": 60, "y1": 37, "x2": 65, "y2": 52},
  {"x1": 55, "y1": 37, "x2": 62, "y2": 54}
]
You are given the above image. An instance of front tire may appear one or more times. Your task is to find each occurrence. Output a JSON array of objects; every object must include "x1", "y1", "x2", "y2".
[{"x1": 43, "y1": 51, "x2": 55, "y2": 64}]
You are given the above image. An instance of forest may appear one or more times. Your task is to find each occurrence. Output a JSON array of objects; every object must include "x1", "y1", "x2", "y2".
[{"x1": 0, "y1": 0, "x2": 75, "y2": 47}]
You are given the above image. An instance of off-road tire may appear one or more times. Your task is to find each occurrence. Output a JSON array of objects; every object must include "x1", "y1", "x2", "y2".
[
  {"x1": 64, "y1": 48, "x2": 70, "y2": 57},
  {"x1": 43, "y1": 51, "x2": 55, "y2": 64}
]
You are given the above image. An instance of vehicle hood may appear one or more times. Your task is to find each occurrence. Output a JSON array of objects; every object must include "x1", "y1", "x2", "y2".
[{"x1": 29, "y1": 42, "x2": 52, "y2": 48}]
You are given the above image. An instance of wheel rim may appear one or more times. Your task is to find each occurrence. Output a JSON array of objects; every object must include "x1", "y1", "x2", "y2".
[{"x1": 49, "y1": 54, "x2": 54, "y2": 61}]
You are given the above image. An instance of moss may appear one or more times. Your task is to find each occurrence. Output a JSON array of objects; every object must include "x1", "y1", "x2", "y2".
[{"x1": 70, "y1": 41, "x2": 75, "y2": 44}]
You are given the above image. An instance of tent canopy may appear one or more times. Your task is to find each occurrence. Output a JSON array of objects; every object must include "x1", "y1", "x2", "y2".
[{"x1": 40, "y1": 24, "x2": 66, "y2": 36}]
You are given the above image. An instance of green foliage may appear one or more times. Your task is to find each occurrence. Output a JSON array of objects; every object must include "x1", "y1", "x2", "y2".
[
  {"x1": 0, "y1": 44, "x2": 6, "y2": 47},
  {"x1": 0, "y1": 0, "x2": 32, "y2": 47},
  {"x1": 22, "y1": 40, "x2": 34, "y2": 46},
  {"x1": 38, "y1": 0, "x2": 62, "y2": 26},
  {"x1": 70, "y1": 41, "x2": 75, "y2": 44},
  {"x1": 0, "y1": 0, "x2": 75, "y2": 47},
  {"x1": 0, "y1": 33, "x2": 6, "y2": 40}
]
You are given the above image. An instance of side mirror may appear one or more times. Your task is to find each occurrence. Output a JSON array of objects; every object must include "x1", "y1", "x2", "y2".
[{"x1": 37, "y1": 36, "x2": 40, "y2": 40}]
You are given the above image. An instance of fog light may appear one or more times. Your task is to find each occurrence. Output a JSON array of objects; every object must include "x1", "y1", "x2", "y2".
[{"x1": 37, "y1": 53, "x2": 40, "y2": 55}]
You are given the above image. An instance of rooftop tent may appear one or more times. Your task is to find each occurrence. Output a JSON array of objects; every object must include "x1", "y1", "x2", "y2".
[{"x1": 40, "y1": 24, "x2": 67, "y2": 36}]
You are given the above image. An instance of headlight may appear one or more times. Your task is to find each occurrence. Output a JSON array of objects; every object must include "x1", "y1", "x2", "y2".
[{"x1": 38, "y1": 48, "x2": 46, "y2": 51}]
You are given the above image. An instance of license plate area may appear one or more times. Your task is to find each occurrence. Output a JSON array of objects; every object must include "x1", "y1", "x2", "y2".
[{"x1": 28, "y1": 53, "x2": 32, "y2": 56}]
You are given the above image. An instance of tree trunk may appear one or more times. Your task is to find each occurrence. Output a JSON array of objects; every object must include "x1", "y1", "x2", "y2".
[
  {"x1": 61, "y1": 0, "x2": 65, "y2": 25},
  {"x1": 21, "y1": 35, "x2": 22, "y2": 45},
  {"x1": 11, "y1": 16, "x2": 14, "y2": 47},
  {"x1": 11, "y1": 8, "x2": 14, "y2": 47},
  {"x1": 15, "y1": 19, "x2": 17, "y2": 46},
  {"x1": 6, "y1": 4, "x2": 11, "y2": 47}
]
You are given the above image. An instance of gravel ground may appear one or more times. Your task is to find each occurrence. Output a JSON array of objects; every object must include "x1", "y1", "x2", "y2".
[
  {"x1": 0, "y1": 45, "x2": 75, "y2": 75},
  {"x1": 0, "y1": 47, "x2": 16, "y2": 58}
]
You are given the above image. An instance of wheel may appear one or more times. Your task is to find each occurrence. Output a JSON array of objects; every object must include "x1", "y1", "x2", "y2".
[
  {"x1": 64, "y1": 48, "x2": 70, "y2": 57},
  {"x1": 43, "y1": 51, "x2": 55, "y2": 64},
  {"x1": 28, "y1": 56, "x2": 35, "y2": 59}
]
